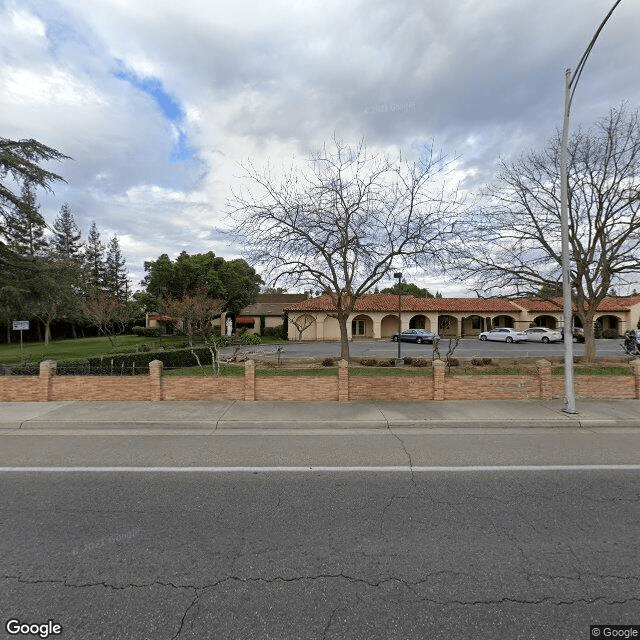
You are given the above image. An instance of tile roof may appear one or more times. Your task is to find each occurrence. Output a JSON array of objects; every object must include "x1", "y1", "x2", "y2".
[
  {"x1": 513, "y1": 296, "x2": 640, "y2": 312},
  {"x1": 240, "y1": 293, "x2": 308, "y2": 316},
  {"x1": 285, "y1": 293, "x2": 521, "y2": 313},
  {"x1": 285, "y1": 293, "x2": 640, "y2": 314}
]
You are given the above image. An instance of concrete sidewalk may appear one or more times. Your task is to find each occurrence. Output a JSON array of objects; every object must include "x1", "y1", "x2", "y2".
[{"x1": 0, "y1": 398, "x2": 639, "y2": 431}]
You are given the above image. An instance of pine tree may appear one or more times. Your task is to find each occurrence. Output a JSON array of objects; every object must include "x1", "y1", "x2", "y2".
[
  {"x1": 52, "y1": 203, "x2": 82, "y2": 260},
  {"x1": 104, "y1": 234, "x2": 128, "y2": 300},
  {"x1": 6, "y1": 183, "x2": 48, "y2": 260},
  {"x1": 84, "y1": 221, "x2": 106, "y2": 288}
]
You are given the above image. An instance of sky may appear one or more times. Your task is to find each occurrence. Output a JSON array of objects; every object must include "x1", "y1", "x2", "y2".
[{"x1": 1, "y1": 0, "x2": 639, "y2": 296}]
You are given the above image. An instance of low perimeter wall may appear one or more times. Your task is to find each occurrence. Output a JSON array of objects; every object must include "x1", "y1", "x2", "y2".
[{"x1": 1, "y1": 359, "x2": 640, "y2": 402}]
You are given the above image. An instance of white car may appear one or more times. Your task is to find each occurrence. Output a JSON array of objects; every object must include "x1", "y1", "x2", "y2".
[
  {"x1": 523, "y1": 327, "x2": 563, "y2": 343},
  {"x1": 478, "y1": 327, "x2": 528, "y2": 343}
]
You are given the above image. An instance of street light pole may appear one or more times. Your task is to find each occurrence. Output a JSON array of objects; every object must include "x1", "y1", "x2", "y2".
[
  {"x1": 394, "y1": 271, "x2": 403, "y2": 360},
  {"x1": 559, "y1": 0, "x2": 623, "y2": 414}
]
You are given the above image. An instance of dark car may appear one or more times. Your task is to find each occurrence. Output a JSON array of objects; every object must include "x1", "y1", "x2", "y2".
[
  {"x1": 560, "y1": 327, "x2": 585, "y2": 343},
  {"x1": 392, "y1": 329, "x2": 440, "y2": 344}
]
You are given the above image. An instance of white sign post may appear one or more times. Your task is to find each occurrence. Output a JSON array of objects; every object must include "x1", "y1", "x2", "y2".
[{"x1": 12, "y1": 320, "x2": 29, "y2": 355}]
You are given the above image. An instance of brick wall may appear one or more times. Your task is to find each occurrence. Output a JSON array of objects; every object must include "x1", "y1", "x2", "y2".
[
  {"x1": 255, "y1": 377, "x2": 338, "y2": 401},
  {"x1": 349, "y1": 377, "x2": 434, "y2": 401},
  {"x1": 0, "y1": 358, "x2": 639, "y2": 402}
]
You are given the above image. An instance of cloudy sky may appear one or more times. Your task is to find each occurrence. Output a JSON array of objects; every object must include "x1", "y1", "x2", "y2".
[{"x1": 1, "y1": 0, "x2": 638, "y2": 295}]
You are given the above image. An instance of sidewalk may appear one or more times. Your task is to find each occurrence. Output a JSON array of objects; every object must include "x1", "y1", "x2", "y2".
[{"x1": 1, "y1": 398, "x2": 639, "y2": 431}]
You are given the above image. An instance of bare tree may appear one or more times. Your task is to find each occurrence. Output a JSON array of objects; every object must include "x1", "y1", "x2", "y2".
[
  {"x1": 82, "y1": 291, "x2": 131, "y2": 346},
  {"x1": 230, "y1": 138, "x2": 461, "y2": 360},
  {"x1": 455, "y1": 105, "x2": 640, "y2": 361},
  {"x1": 290, "y1": 313, "x2": 316, "y2": 341},
  {"x1": 161, "y1": 289, "x2": 224, "y2": 347}
]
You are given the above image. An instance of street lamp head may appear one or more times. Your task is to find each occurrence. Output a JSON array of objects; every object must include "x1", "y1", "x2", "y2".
[{"x1": 394, "y1": 272, "x2": 402, "y2": 279}]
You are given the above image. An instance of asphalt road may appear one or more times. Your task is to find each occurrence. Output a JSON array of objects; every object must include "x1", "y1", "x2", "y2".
[
  {"x1": 1, "y1": 470, "x2": 638, "y2": 640},
  {"x1": 232, "y1": 338, "x2": 629, "y2": 362}
]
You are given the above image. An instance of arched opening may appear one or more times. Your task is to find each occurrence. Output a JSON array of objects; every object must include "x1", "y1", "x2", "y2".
[
  {"x1": 533, "y1": 315, "x2": 557, "y2": 329},
  {"x1": 380, "y1": 314, "x2": 399, "y2": 338},
  {"x1": 438, "y1": 315, "x2": 458, "y2": 337},
  {"x1": 351, "y1": 314, "x2": 373, "y2": 339},
  {"x1": 409, "y1": 315, "x2": 429, "y2": 330},
  {"x1": 461, "y1": 315, "x2": 484, "y2": 336},
  {"x1": 596, "y1": 314, "x2": 621, "y2": 337},
  {"x1": 492, "y1": 315, "x2": 515, "y2": 329}
]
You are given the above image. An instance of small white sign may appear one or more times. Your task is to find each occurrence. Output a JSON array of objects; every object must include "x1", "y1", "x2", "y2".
[{"x1": 12, "y1": 320, "x2": 29, "y2": 331}]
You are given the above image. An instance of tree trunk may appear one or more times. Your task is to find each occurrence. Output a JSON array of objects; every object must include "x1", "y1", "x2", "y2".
[
  {"x1": 44, "y1": 320, "x2": 51, "y2": 345},
  {"x1": 338, "y1": 313, "x2": 350, "y2": 361},
  {"x1": 582, "y1": 311, "x2": 597, "y2": 363}
]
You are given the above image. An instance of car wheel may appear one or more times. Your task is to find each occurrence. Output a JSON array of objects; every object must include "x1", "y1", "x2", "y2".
[
  {"x1": 416, "y1": 337, "x2": 423, "y2": 344},
  {"x1": 505, "y1": 336, "x2": 513, "y2": 343},
  {"x1": 392, "y1": 336, "x2": 398, "y2": 342},
  {"x1": 541, "y1": 336, "x2": 549, "y2": 343},
  {"x1": 479, "y1": 335, "x2": 487, "y2": 341}
]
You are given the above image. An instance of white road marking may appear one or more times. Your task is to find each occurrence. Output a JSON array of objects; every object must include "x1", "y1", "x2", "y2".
[{"x1": 1, "y1": 465, "x2": 640, "y2": 473}]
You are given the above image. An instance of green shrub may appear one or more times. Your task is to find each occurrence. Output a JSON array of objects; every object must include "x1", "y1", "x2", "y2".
[
  {"x1": 131, "y1": 326, "x2": 146, "y2": 336},
  {"x1": 410, "y1": 358, "x2": 431, "y2": 367},
  {"x1": 263, "y1": 325, "x2": 285, "y2": 338},
  {"x1": 322, "y1": 358, "x2": 335, "y2": 367},
  {"x1": 360, "y1": 358, "x2": 379, "y2": 367},
  {"x1": 403, "y1": 356, "x2": 413, "y2": 365},
  {"x1": 378, "y1": 359, "x2": 396, "y2": 367}
]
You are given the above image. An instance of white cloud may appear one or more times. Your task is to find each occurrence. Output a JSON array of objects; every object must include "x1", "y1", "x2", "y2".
[{"x1": 2, "y1": 0, "x2": 639, "y2": 295}]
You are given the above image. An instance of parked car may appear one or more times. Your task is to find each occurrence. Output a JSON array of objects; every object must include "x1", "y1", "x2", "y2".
[
  {"x1": 478, "y1": 327, "x2": 528, "y2": 343},
  {"x1": 392, "y1": 329, "x2": 440, "y2": 344},
  {"x1": 523, "y1": 327, "x2": 563, "y2": 343},
  {"x1": 560, "y1": 327, "x2": 585, "y2": 343}
]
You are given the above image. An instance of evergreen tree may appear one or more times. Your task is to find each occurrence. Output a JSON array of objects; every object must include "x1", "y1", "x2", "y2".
[
  {"x1": 52, "y1": 203, "x2": 82, "y2": 260},
  {"x1": 104, "y1": 234, "x2": 128, "y2": 300},
  {"x1": 6, "y1": 183, "x2": 48, "y2": 260},
  {"x1": 84, "y1": 221, "x2": 106, "y2": 287}
]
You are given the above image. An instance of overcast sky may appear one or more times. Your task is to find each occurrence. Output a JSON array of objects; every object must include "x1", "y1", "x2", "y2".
[{"x1": 2, "y1": 0, "x2": 639, "y2": 295}]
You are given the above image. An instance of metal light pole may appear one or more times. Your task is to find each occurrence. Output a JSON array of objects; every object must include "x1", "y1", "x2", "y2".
[
  {"x1": 394, "y1": 271, "x2": 403, "y2": 360},
  {"x1": 559, "y1": 0, "x2": 623, "y2": 414}
]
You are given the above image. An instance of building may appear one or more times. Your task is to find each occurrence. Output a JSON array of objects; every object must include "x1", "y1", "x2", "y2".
[
  {"x1": 222, "y1": 293, "x2": 308, "y2": 335},
  {"x1": 147, "y1": 293, "x2": 308, "y2": 336},
  {"x1": 284, "y1": 293, "x2": 640, "y2": 341}
]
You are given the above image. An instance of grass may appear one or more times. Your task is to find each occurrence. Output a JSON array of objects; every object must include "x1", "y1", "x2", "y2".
[
  {"x1": 552, "y1": 365, "x2": 631, "y2": 376},
  {"x1": 0, "y1": 335, "x2": 193, "y2": 365}
]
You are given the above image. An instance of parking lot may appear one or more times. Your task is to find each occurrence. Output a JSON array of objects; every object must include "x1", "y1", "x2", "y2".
[{"x1": 229, "y1": 338, "x2": 630, "y2": 362}]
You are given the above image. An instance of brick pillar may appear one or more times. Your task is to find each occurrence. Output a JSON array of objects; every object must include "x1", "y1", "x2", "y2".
[
  {"x1": 631, "y1": 359, "x2": 640, "y2": 399},
  {"x1": 39, "y1": 360, "x2": 57, "y2": 402},
  {"x1": 149, "y1": 360, "x2": 164, "y2": 401},
  {"x1": 537, "y1": 359, "x2": 552, "y2": 400},
  {"x1": 433, "y1": 359, "x2": 445, "y2": 400},
  {"x1": 244, "y1": 360, "x2": 255, "y2": 401},
  {"x1": 338, "y1": 359, "x2": 349, "y2": 402}
]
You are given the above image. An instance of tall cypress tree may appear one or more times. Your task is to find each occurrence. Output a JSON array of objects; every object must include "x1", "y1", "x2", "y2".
[
  {"x1": 52, "y1": 203, "x2": 82, "y2": 260},
  {"x1": 6, "y1": 183, "x2": 48, "y2": 260},
  {"x1": 104, "y1": 234, "x2": 128, "y2": 300},
  {"x1": 84, "y1": 221, "x2": 106, "y2": 288}
]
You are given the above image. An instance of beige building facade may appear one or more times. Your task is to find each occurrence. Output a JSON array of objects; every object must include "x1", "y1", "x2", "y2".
[{"x1": 285, "y1": 293, "x2": 640, "y2": 341}]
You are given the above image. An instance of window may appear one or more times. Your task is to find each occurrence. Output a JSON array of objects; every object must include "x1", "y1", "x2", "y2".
[{"x1": 352, "y1": 319, "x2": 366, "y2": 335}]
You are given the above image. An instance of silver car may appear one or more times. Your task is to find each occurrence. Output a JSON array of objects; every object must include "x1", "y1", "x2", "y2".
[
  {"x1": 478, "y1": 327, "x2": 528, "y2": 343},
  {"x1": 523, "y1": 327, "x2": 563, "y2": 343}
]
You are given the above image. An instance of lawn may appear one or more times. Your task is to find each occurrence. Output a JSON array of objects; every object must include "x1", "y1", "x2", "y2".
[{"x1": 0, "y1": 335, "x2": 192, "y2": 365}]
